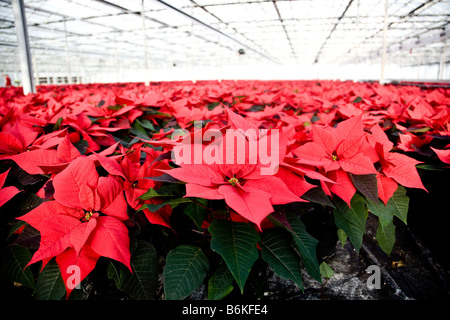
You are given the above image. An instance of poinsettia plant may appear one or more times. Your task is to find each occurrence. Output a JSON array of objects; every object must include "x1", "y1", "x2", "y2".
[{"x1": 0, "y1": 80, "x2": 448, "y2": 300}]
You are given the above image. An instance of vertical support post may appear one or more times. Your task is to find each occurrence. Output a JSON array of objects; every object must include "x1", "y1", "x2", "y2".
[
  {"x1": 380, "y1": 0, "x2": 389, "y2": 84},
  {"x1": 141, "y1": 0, "x2": 149, "y2": 86},
  {"x1": 12, "y1": 0, "x2": 35, "y2": 94},
  {"x1": 439, "y1": 40, "x2": 447, "y2": 80}
]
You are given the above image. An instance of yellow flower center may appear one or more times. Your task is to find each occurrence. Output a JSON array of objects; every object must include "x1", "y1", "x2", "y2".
[
  {"x1": 85, "y1": 211, "x2": 94, "y2": 221},
  {"x1": 332, "y1": 154, "x2": 338, "y2": 161},
  {"x1": 228, "y1": 177, "x2": 240, "y2": 187}
]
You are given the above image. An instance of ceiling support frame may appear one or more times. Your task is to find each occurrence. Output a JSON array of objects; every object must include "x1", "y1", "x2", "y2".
[{"x1": 11, "y1": 0, "x2": 35, "y2": 94}]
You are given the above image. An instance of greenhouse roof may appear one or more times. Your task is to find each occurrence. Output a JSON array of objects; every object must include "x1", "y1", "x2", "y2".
[{"x1": 0, "y1": 0, "x2": 449, "y2": 82}]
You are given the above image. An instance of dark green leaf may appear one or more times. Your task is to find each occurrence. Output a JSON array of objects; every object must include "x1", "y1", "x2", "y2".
[
  {"x1": 206, "y1": 102, "x2": 221, "y2": 111},
  {"x1": 138, "y1": 187, "x2": 173, "y2": 201},
  {"x1": 207, "y1": 262, "x2": 235, "y2": 300},
  {"x1": 52, "y1": 117, "x2": 63, "y2": 131},
  {"x1": 74, "y1": 139, "x2": 89, "y2": 155},
  {"x1": 333, "y1": 193, "x2": 368, "y2": 252},
  {"x1": 350, "y1": 173, "x2": 378, "y2": 204},
  {"x1": 416, "y1": 164, "x2": 447, "y2": 171},
  {"x1": 15, "y1": 168, "x2": 47, "y2": 186},
  {"x1": 163, "y1": 245, "x2": 209, "y2": 300},
  {"x1": 366, "y1": 185, "x2": 409, "y2": 225},
  {"x1": 260, "y1": 228, "x2": 304, "y2": 290},
  {"x1": 131, "y1": 120, "x2": 150, "y2": 139},
  {"x1": 352, "y1": 96, "x2": 363, "y2": 103},
  {"x1": 16, "y1": 193, "x2": 43, "y2": 215},
  {"x1": 376, "y1": 218, "x2": 396, "y2": 256},
  {"x1": 208, "y1": 220, "x2": 260, "y2": 293},
  {"x1": 337, "y1": 228, "x2": 347, "y2": 248},
  {"x1": 13, "y1": 224, "x2": 41, "y2": 249},
  {"x1": 36, "y1": 260, "x2": 65, "y2": 300},
  {"x1": 137, "y1": 119, "x2": 156, "y2": 131},
  {"x1": 184, "y1": 199, "x2": 208, "y2": 230},
  {"x1": 145, "y1": 173, "x2": 182, "y2": 183},
  {"x1": 0, "y1": 245, "x2": 35, "y2": 289},
  {"x1": 140, "y1": 197, "x2": 193, "y2": 212},
  {"x1": 7, "y1": 221, "x2": 26, "y2": 240},
  {"x1": 300, "y1": 187, "x2": 335, "y2": 208},
  {"x1": 108, "y1": 240, "x2": 158, "y2": 300},
  {"x1": 285, "y1": 213, "x2": 321, "y2": 282}
]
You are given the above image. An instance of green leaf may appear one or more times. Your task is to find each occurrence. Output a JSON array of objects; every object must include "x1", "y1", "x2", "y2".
[
  {"x1": 376, "y1": 218, "x2": 396, "y2": 256},
  {"x1": 319, "y1": 262, "x2": 334, "y2": 279},
  {"x1": 333, "y1": 193, "x2": 368, "y2": 252},
  {"x1": 207, "y1": 262, "x2": 235, "y2": 300},
  {"x1": 206, "y1": 102, "x2": 221, "y2": 111},
  {"x1": 337, "y1": 228, "x2": 347, "y2": 248},
  {"x1": 352, "y1": 96, "x2": 363, "y2": 103},
  {"x1": 208, "y1": 220, "x2": 260, "y2": 293},
  {"x1": 52, "y1": 117, "x2": 63, "y2": 131},
  {"x1": 7, "y1": 221, "x2": 27, "y2": 240},
  {"x1": 131, "y1": 119, "x2": 150, "y2": 139},
  {"x1": 416, "y1": 164, "x2": 447, "y2": 171},
  {"x1": 107, "y1": 104, "x2": 124, "y2": 111},
  {"x1": 406, "y1": 126, "x2": 431, "y2": 133},
  {"x1": 139, "y1": 197, "x2": 193, "y2": 212},
  {"x1": 366, "y1": 200, "x2": 394, "y2": 222},
  {"x1": 184, "y1": 199, "x2": 208, "y2": 230},
  {"x1": 260, "y1": 228, "x2": 304, "y2": 290},
  {"x1": 0, "y1": 245, "x2": 35, "y2": 289},
  {"x1": 108, "y1": 240, "x2": 158, "y2": 300},
  {"x1": 163, "y1": 245, "x2": 209, "y2": 300},
  {"x1": 366, "y1": 185, "x2": 409, "y2": 225},
  {"x1": 137, "y1": 119, "x2": 156, "y2": 131},
  {"x1": 390, "y1": 186, "x2": 410, "y2": 225},
  {"x1": 13, "y1": 224, "x2": 41, "y2": 250},
  {"x1": 285, "y1": 213, "x2": 321, "y2": 282},
  {"x1": 138, "y1": 187, "x2": 173, "y2": 201},
  {"x1": 36, "y1": 260, "x2": 66, "y2": 300},
  {"x1": 350, "y1": 173, "x2": 378, "y2": 204},
  {"x1": 16, "y1": 193, "x2": 43, "y2": 215},
  {"x1": 300, "y1": 186, "x2": 335, "y2": 208}
]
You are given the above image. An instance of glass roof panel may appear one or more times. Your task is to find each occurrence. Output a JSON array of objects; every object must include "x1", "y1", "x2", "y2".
[{"x1": 0, "y1": 0, "x2": 448, "y2": 82}]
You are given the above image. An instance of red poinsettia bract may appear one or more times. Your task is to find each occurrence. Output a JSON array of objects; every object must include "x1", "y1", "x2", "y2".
[{"x1": 18, "y1": 157, "x2": 131, "y2": 298}]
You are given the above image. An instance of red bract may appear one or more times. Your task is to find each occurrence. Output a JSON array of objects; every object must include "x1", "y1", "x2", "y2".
[
  {"x1": 18, "y1": 157, "x2": 131, "y2": 297},
  {"x1": 120, "y1": 144, "x2": 173, "y2": 229},
  {"x1": 368, "y1": 124, "x2": 427, "y2": 193},
  {"x1": 293, "y1": 115, "x2": 377, "y2": 176},
  {"x1": 0, "y1": 122, "x2": 39, "y2": 156},
  {"x1": 431, "y1": 146, "x2": 450, "y2": 164},
  {"x1": 0, "y1": 168, "x2": 20, "y2": 207},
  {"x1": 163, "y1": 109, "x2": 304, "y2": 229},
  {"x1": 1, "y1": 79, "x2": 444, "y2": 300}
]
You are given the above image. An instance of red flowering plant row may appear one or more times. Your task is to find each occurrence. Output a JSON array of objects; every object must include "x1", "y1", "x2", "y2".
[{"x1": 0, "y1": 80, "x2": 449, "y2": 300}]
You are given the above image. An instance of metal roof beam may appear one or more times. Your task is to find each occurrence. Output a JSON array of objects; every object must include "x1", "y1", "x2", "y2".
[
  {"x1": 154, "y1": 0, "x2": 280, "y2": 64},
  {"x1": 188, "y1": 0, "x2": 271, "y2": 60},
  {"x1": 272, "y1": 0, "x2": 296, "y2": 59},
  {"x1": 314, "y1": 0, "x2": 354, "y2": 63},
  {"x1": 92, "y1": 0, "x2": 173, "y2": 28}
]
